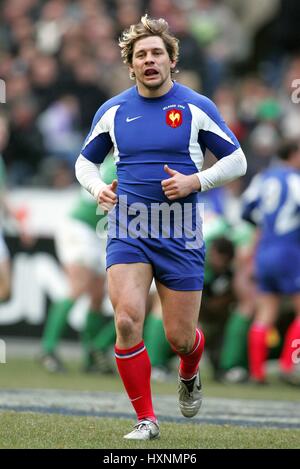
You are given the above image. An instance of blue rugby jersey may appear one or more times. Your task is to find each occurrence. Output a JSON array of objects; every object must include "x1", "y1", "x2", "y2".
[
  {"x1": 242, "y1": 166, "x2": 300, "y2": 246},
  {"x1": 80, "y1": 82, "x2": 240, "y2": 207}
]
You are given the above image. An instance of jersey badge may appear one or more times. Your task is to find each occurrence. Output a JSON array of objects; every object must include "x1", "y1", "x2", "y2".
[{"x1": 166, "y1": 109, "x2": 182, "y2": 128}]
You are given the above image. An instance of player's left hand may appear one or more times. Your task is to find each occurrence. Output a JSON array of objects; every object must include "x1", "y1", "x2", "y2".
[{"x1": 161, "y1": 165, "x2": 201, "y2": 200}]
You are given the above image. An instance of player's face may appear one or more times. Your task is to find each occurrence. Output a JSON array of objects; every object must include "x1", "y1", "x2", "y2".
[{"x1": 130, "y1": 36, "x2": 176, "y2": 97}]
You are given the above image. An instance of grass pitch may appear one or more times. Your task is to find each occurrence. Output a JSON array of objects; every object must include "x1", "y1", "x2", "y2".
[
  {"x1": 0, "y1": 358, "x2": 300, "y2": 449},
  {"x1": 1, "y1": 412, "x2": 300, "y2": 449}
]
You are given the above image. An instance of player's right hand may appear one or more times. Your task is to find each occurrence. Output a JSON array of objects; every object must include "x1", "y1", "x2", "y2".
[{"x1": 97, "y1": 179, "x2": 118, "y2": 211}]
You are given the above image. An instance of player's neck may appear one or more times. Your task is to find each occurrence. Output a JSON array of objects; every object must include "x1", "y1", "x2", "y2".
[{"x1": 136, "y1": 78, "x2": 174, "y2": 98}]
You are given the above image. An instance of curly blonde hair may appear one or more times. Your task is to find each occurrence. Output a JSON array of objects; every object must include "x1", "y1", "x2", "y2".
[{"x1": 119, "y1": 14, "x2": 179, "y2": 70}]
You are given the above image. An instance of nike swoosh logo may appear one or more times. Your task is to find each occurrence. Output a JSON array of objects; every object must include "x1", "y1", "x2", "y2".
[{"x1": 126, "y1": 116, "x2": 142, "y2": 122}]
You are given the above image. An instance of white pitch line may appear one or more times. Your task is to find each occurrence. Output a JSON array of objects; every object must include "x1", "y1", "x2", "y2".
[{"x1": 0, "y1": 389, "x2": 300, "y2": 429}]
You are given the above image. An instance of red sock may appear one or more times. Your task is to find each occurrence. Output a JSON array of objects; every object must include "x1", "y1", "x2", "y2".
[
  {"x1": 115, "y1": 341, "x2": 156, "y2": 422},
  {"x1": 279, "y1": 318, "x2": 300, "y2": 372},
  {"x1": 248, "y1": 323, "x2": 268, "y2": 381},
  {"x1": 177, "y1": 329, "x2": 205, "y2": 380}
]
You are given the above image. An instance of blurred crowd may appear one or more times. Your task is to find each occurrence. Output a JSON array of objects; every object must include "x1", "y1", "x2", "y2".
[{"x1": 0, "y1": 0, "x2": 300, "y2": 189}]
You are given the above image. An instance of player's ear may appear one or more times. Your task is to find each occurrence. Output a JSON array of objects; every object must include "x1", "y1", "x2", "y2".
[
  {"x1": 170, "y1": 61, "x2": 177, "y2": 73},
  {"x1": 129, "y1": 66, "x2": 136, "y2": 80}
]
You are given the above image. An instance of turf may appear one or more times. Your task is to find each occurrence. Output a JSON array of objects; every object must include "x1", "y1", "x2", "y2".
[
  {"x1": 0, "y1": 412, "x2": 299, "y2": 449},
  {"x1": 1, "y1": 358, "x2": 300, "y2": 449},
  {"x1": 0, "y1": 358, "x2": 300, "y2": 402}
]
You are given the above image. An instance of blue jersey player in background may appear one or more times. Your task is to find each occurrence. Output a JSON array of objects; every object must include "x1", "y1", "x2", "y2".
[
  {"x1": 75, "y1": 15, "x2": 247, "y2": 440},
  {"x1": 242, "y1": 140, "x2": 300, "y2": 385}
]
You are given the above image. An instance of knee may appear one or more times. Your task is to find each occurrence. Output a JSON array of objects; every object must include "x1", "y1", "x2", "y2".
[
  {"x1": 165, "y1": 330, "x2": 193, "y2": 355},
  {"x1": 115, "y1": 306, "x2": 141, "y2": 340}
]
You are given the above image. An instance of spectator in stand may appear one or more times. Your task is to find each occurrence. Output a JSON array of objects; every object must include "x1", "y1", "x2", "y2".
[{"x1": 3, "y1": 97, "x2": 45, "y2": 185}]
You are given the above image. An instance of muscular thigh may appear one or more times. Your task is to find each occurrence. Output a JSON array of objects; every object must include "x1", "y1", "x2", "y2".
[
  {"x1": 156, "y1": 280, "x2": 202, "y2": 335},
  {"x1": 108, "y1": 263, "x2": 153, "y2": 320}
]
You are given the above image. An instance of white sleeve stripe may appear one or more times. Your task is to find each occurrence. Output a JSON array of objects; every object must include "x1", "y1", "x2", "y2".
[
  {"x1": 197, "y1": 148, "x2": 247, "y2": 192},
  {"x1": 188, "y1": 103, "x2": 235, "y2": 146},
  {"x1": 188, "y1": 103, "x2": 205, "y2": 171},
  {"x1": 75, "y1": 154, "x2": 106, "y2": 200}
]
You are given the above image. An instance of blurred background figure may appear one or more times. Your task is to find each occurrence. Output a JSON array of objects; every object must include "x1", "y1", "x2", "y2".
[
  {"x1": 0, "y1": 113, "x2": 31, "y2": 300},
  {"x1": 0, "y1": 115, "x2": 11, "y2": 301},
  {"x1": 243, "y1": 140, "x2": 300, "y2": 386}
]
